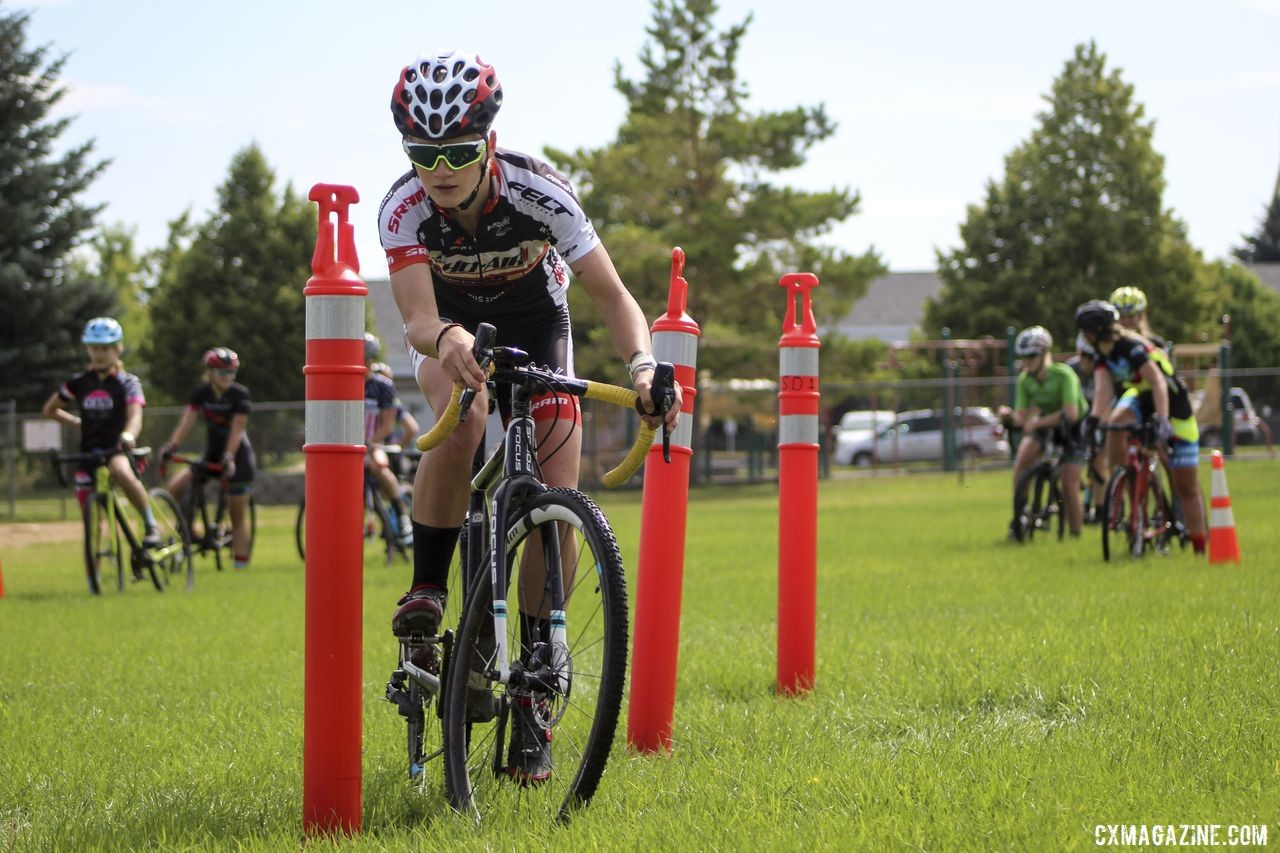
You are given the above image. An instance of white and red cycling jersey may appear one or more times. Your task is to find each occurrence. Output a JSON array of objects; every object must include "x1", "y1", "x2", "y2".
[{"x1": 377, "y1": 148, "x2": 600, "y2": 317}]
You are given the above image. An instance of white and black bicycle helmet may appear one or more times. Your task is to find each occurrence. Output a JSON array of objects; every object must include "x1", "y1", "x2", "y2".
[
  {"x1": 391, "y1": 50, "x2": 502, "y2": 140},
  {"x1": 1015, "y1": 325, "x2": 1053, "y2": 357}
]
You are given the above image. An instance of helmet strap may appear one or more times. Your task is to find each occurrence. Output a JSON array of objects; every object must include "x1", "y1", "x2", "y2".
[{"x1": 449, "y1": 131, "x2": 495, "y2": 213}]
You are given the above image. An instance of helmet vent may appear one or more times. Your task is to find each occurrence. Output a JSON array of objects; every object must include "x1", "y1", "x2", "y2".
[
  {"x1": 446, "y1": 83, "x2": 462, "y2": 103},
  {"x1": 463, "y1": 67, "x2": 479, "y2": 82},
  {"x1": 429, "y1": 88, "x2": 443, "y2": 109}
]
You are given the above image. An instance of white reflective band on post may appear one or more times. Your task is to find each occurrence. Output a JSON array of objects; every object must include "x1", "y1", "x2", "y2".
[
  {"x1": 305, "y1": 400, "x2": 364, "y2": 445},
  {"x1": 653, "y1": 331, "x2": 698, "y2": 368},
  {"x1": 306, "y1": 295, "x2": 366, "y2": 340},
  {"x1": 779, "y1": 414, "x2": 819, "y2": 444},
  {"x1": 779, "y1": 347, "x2": 819, "y2": 376},
  {"x1": 668, "y1": 417, "x2": 693, "y2": 449},
  {"x1": 1211, "y1": 506, "x2": 1236, "y2": 528}
]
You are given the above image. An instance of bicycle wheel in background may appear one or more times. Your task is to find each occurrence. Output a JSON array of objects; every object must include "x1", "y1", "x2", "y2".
[
  {"x1": 1101, "y1": 467, "x2": 1131, "y2": 562},
  {"x1": 83, "y1": 495, "x2": 122, "y2": 595},
  {"x1": 295, "y1": 497, "x2": 306, "y2": 561},
  {"x1": 443, "y1": 487, "x2": 628, "y2": 824},
  {"x1": 149, "y1": 487, "x2": 193, "y2": 591},
  {"x1": 1012, "y1": 462, "x2": 1050, "y2": 542}
]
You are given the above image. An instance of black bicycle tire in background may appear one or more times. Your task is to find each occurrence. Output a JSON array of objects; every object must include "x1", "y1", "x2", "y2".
[
  {"x1": 149, "y1": 487, "x2": 193, "y2": 591},
  {"x1": 295, "y1": 497, "x2": 306, "y2": 561},
  {"x1": 442, "y1": 487, "x2": 629, "y2": 824},
  {"x1": 1101, "y1": 467, "x2": 1130, "y2": 562},
  {"x1": 82, "y1": 494, "x2": 122, "y2": 595},
  {"x1": 1012, "y1": 462, "x2": 1052, "y2": 543}
]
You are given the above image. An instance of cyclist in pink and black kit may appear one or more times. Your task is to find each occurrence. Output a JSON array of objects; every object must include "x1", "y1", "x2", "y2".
[
  {"x1": 378, "y1": 50, "x2": 681, "y2": 783},
  {"x1": 42, "y1": 317, "x2": 160, "y2": 548}
]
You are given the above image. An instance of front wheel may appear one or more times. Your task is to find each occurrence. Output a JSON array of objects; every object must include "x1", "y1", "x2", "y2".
[
  {"x1": 148, "y1": 487, "x2": 193, "y2": 591},
  {"x1": 442, "y1": 487, "x2": 628, "y2": 824},
  {"x1": 83, "y1": 495, "x2": 122, "y2": 595},
  {"x1": 1101, "y1": 467, "x2": 1131, "y2": 562}
]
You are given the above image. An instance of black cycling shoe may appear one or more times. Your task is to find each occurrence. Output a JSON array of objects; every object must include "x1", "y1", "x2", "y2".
[
  {"x1": 391, "y1": 585, "x2": 446, "y2": 638},
  {"x1": 505, "y1": 693, "x2": 552, "y2": 785},
  {"x1": 141, "y1": 526, "x2": 162, "y2": 550}
]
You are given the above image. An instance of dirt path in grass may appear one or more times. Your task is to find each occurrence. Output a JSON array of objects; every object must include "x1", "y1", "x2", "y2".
[{"x1": 0, "y1": 522, "x2": 81, "y2": 549}]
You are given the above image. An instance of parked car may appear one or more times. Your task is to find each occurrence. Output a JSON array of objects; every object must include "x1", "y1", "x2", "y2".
[
  {"x1": 837, "y1": 407, "x2": 1009, "y2": 467},
  {"x1": 831, "y1": 409, "x2": 896, "y2": 465},
  {"x1": 1194, "y1": 385, "x2": 1265, "y2": 446}
]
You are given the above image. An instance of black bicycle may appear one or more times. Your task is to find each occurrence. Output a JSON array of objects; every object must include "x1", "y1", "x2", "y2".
[
  {"x1": 163, "y1": 453, "x2": 257, "y2": 572},
  {"x1": 53, "y1": 448, "x2": 193, "y2": 594},
  {"x1": 384, "y1": 322, "x2": 674, "y2": 823},
  {"x1": 295, "y1": 446, "x2": 413, "y2": 565},
  {"x1": 1011, "y1": 427, "x2": 1068, "y2": 542}
]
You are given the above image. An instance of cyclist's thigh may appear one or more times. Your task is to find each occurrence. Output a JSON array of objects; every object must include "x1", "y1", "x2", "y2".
[
  {"x1": 538, "y1": 425, "x2": 582, "y2": 489},
  {"x1": 229, "y1": 444, "x2": 255, "y2": 484}
]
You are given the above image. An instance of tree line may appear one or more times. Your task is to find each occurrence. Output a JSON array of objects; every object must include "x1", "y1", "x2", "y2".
[{"x1": 3, "y1": 2, "x2": 1279, "y2": 413}]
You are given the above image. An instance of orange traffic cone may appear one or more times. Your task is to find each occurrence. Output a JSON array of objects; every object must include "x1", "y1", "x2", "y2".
[{"x1": 1208, "y1": 450, "x2": 1241, "y2": 564}]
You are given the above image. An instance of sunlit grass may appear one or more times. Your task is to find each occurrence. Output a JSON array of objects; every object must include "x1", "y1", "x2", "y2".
[{"x1": 2, "y1": 459, "x2": 1277, "y2": 848}]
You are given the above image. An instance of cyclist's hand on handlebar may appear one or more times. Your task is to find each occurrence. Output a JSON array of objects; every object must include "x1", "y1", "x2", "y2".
[
  {"x1": 436, "y1": 325, "x2": 487, "y2": 392},
  {"x1": 158, "y1": 441, "x2": 175, "y2": 462},
  {"x1": 632, "y1": 367, "x2": 682, "y2": 431},
  {"x1": 1149, "y1": 414, "x2": 1172, "y2": 447}
]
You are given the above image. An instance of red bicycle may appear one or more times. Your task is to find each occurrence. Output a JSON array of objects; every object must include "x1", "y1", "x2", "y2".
[{"x1": 1099, "y1": 423, "x2": 1188, "y2": 561}]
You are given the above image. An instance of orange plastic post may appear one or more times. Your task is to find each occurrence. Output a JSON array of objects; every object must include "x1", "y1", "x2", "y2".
[
  {"x1": 777, "y1": 272, "x2": 820, "y2": 696},
  {"x1": 302, "y1": 183, "x2": 367, "y2": 836},
  {"x1": 1208, "y1": 450, "x2": 1241, "y2": 564},
  {"x1": 627, "y1": 248, "x2": 700, "y2": 753},
  {"x1": 0, "y1": 554, "x2": 6, "y2": 598}
]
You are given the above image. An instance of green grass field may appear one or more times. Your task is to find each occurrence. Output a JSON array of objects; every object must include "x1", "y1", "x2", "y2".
[{"x1": 2, "y1": 459, "x2": 1277, "y2": 850}]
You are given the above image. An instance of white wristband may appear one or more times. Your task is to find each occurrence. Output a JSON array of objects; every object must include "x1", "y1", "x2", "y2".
[
  {"x1": 628, "y1": 352, "x2": 657, "y2": 380},
  {"x1": 120, "y1": 431, "x2": 135, "y2": 443}
]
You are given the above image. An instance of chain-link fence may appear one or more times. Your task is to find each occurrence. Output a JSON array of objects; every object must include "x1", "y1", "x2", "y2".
[{"x1": 5, "y1": 365, "x2": 1277, "y2": 519}]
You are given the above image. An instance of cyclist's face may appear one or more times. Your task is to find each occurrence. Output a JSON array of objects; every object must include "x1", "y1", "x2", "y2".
[
  {"x1": 406, "y1": 132, "x2": 490, "y2": 209},
  {"x1": 86, "y1": 344, "x2": 120, "y2": 371},
  {"x1": 210, "y1": 368, "x2": 236, "y2": 389},
  {"x1": 1118, "y1": 312, "x2": 1142, "y2": 331}
]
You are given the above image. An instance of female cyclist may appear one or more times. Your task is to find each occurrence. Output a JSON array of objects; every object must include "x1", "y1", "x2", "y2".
[
  {"x1": 998, "y1": 325, "x2": 1086, "y2": 539},
  {"x1": 378, "y1": 50, "x2": 682, "y2": 782},
  {"x1": 1108, "y1": 285, "x2": 1169, "y2": 353},
  {"x1": 42, "y1": 317, "x2": 159, "y2": 549},
  {"x1": 159, "y1": 348, "x2": 255, "y2": 569},
  {"x1": 1075, "y1": 300, "x2": 1206, "y2": 555}
]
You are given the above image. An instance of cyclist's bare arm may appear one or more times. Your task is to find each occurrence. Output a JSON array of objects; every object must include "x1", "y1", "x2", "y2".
[
  {"x1": 372, "y1": 407, "x2": 396, "y2": 446},
  {"x1": 41, "y1": 391, "x2": 80, "y2": 428},
  {"x1": 165, "y1": 406, "x2": 198, "y2": 449},
  {"x1": 572, "y1": 245, "x2": 682, "y2": 430},
  {"x1": 1091, "y1": 373, "x2": 1114, "y2": 419},
  {"x1": 224, "y1": 413, "x2": 249, "y2": 459},
  {"x1": 389, "y1": 264, "x2": 486, "y2": 391},
  {"x1": 1138, "y1": 361, "x2": 1169, "y2": 418}
]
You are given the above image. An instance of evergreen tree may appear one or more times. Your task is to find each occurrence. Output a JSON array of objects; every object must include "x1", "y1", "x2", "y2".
[
  {"x1": 0, "y1": 9, "x2": 114, "y2": 408},
  {"x1": 1233, "y1": 164, "x2": 1280, "y2": 263},
  {"x1": 546, "y1": 0, "x2": 883, "y2": 380},
  {"x1": 926, "y1": 42, "x2": 1218, "y2": 348},
  {"x1": 144, "y1": 145, "x2": 315, "y2": 404}
]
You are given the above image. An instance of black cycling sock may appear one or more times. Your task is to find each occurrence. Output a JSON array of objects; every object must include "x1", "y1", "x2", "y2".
[
  {"x1": 412, "y1": 522, "x2": 460, "y2": 591},
  {"x1": 519, "y1": 612, "x2": 550, "y2": 662}
]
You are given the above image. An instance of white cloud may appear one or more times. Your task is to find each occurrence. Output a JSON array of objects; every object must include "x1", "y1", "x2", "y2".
[
  {"x1": 58, "y1": 80, "x2": 169, "y2": 113},
  {"x1": 1234, "y1": 0, "x2": 1280, "y2": 14}
]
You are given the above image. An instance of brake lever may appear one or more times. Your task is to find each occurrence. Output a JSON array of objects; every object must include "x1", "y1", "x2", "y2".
[
  {"x1": 458, "y1": 322, "x2": 496, "y2": 423},
  {"x1": 634, "y1": 362, "x2": 676, "y2": 463}
]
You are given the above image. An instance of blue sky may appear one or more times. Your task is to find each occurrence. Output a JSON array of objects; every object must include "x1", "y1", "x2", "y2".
[{"x1": 22, "y1": 0, "x2": 1280, "y2": 276}]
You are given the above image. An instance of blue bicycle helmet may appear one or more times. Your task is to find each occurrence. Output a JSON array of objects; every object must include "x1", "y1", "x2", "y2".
[{"x1": 82, "y1": 317, "x2": 123, "y2": 345}]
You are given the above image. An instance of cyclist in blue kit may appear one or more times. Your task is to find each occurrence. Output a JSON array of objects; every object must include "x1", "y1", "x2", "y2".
[{"x1": 377, "y1": 49, "x2": 681, "y2": 782}]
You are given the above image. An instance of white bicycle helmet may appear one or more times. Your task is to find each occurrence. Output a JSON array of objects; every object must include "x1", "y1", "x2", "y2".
[
  {"x1": 391, "y1": 50, "x2": 502, "y2": 140},
  {"x1": 82, "y1": 317, "x2": 123, "y2": 345},
  {"x1": 1015, "y1": 325, "x2": 1053, "y2": 357}
]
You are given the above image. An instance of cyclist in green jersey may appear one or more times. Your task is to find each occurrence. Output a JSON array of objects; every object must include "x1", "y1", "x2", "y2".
[{"x1": 997, "y1": 326, "x2": 1086, "y2": 538}]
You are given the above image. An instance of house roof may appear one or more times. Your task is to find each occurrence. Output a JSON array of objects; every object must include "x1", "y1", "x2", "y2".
[
  {"x1": 1247, "y1": 262, "x2": 1280, "y2": 295},
  {"x1": 824, "y1": 271, "x2": 942, "y2": 343}
]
